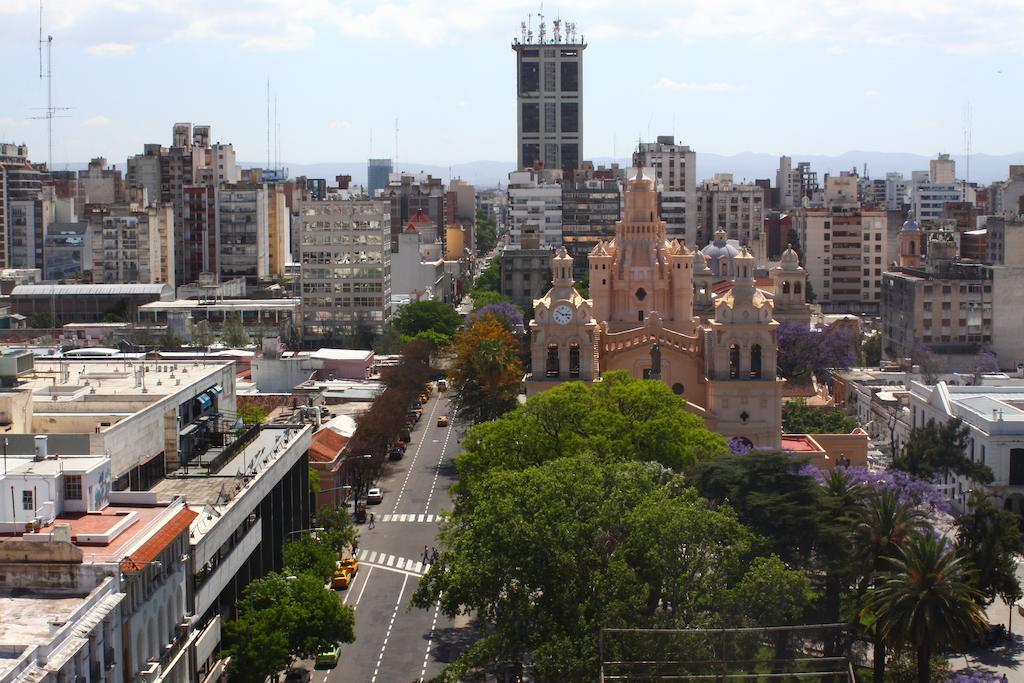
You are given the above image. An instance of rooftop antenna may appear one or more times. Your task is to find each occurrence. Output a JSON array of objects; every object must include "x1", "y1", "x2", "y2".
[
  {"x1": 520, "y1": 20, "x2": 527, "y2": 44},
  {"x1": 553, "y1": 17, "x2": 561, "y2": 43},
  {"x1": 394, "y1": 118, "x2": 399, "y2": 171},
  {"x1": 266, "y1": 79, "x2": 271, "y2": 172},
  {"x1": 537, "y1": 5, "x2": 546, "y2": 44},
  {"x1": 963, "y1": 102, "x2": 972, "y2": 185},
  {"x1": 31, "y1": 0, "x2": 72, "y2": 170},
  {"x1": 567, "y1": 22, "x2": 576, "y2": 43},
  {"x1": 527, "y1": 14, "x2": 533, "y2": 44}
]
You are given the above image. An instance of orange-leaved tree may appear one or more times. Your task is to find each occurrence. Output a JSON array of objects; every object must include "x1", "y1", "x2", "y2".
[{"x1": 449, "y1": 313, "x2": 523, "y2": 423}]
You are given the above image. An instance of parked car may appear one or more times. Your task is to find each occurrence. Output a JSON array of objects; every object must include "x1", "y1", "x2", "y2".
[
  {"x1": 330, "y1": 557, "x2": 359, "y2": 589},
  {"x1": 315, "y1": 644, "x2": 341, "y2": 668},
  {"x1": 283, "y1": 668, "x2": 310, "y2": 683},
  {"x1": 437, "y1": 379, "x2": 448, "y2": 392},
  {"x1": 437, "y1": 415, "x2": 449, "y2": 428},
  {"x1": 366, "y1": 487, "x2": 384, "y2": 504},
  {"x1": 388, "y1": 446, "x2": 404, "y2": 461}
]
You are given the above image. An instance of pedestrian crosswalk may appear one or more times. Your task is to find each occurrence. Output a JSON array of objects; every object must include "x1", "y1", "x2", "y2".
[
  {"x1": 378, "y1": 513, "x2": 439, "y2": 523},
  {"x1": 356, "y1": 548, "x2": 432, "y2": 575}
]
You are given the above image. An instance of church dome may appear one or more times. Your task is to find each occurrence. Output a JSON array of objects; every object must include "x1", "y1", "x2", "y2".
[
  {"x1": 700, "y1": 229, "x2": 741, "y2": 276},
  {"x1": 901, "y1": 215, "x2": 920, "y2": 232}
]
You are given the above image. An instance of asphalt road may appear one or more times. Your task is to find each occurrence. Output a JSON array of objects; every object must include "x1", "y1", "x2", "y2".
[{"x1": 321, "y1": 389, "x2": 472, "y2": 683}]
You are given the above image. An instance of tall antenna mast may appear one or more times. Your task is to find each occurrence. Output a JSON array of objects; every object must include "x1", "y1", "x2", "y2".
[
  {"x1": 274, "y1": 94, "x2": 278, "y2": 173},
  {"x1": 31, "y1": 0, "x2": 71, "y2": 170},
  {"x1": 394, "y1": 118, "x2": 399, "y2": 171},
  {"x1": 963, "y1": 102, "x2": 973, "y2": 186},
  {"x1": 266, "y1": 79, "x2": 271, "y2": 172}
]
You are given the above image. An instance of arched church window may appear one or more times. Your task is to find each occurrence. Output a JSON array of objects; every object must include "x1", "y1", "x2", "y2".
[
  {"x1": 750, "y1": 344, "x2": 762, "y2": 379},
  {"x1": 729, "y1": 344, "x2": 740, "y2": 379},
  {"x1": 794, "y1": 282, "x2": 802, "y2": 295},
  {"x1": 638, "y1": 310, "x2": 645, "y2": 322},
  {"x1": 569, "y1": 344, "x2": 581, "y2": 377},
  {"x1": 546, "y1": 344, "x2": 559, "y2": 378},
  {"x1": 782, "y1": 281, "x2": 790, "y2": 294},
  {"x1": 909, "y1": 240, "x2": 916, "y2": 255}
]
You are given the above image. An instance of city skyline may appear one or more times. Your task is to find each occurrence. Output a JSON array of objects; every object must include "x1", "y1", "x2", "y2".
[{"x1": 1, "y1": 0, "x2": 1023, "y2": 167}]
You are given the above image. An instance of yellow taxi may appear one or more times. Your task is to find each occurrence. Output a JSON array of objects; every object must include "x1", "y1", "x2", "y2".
[
  {"x1": 437, "y1": 415, "x2": 449, "y2": 428},
  {"x1": 330, "y1": 557, "x2": 359, "y2": 589}
]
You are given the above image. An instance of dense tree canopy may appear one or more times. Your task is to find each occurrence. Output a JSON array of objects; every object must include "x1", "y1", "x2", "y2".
[
  {"x1": 283, "y1": 533, "x2": 337, "y2": 581},
  {"x1": 475, "y1": 208, "x2": 498, "y2": 256},
  {"x1": 782, "y1": 399, "x2": 859, "y2": 434},
  {"x1": 955, "y1": 491, "x2": 1024, "y2": 607},
  {"x1": 225, "y1": 572, "x2": 355, "y2": 682},
  {"x1": 391, "y1": 299, "x2": 463, "y2": 344}
]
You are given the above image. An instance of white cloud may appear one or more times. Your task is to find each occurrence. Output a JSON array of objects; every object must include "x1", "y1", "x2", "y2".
[
  {"x1": 85, "y1": 42, "x2": 136, "y2": 57},
  {"x1": 651, "y1": 78, "x2": 737, "y2": 93},
  {"x1": 329, "y1": 120, "x2": 352, "y2": 129},
  {"x1": 864, "y1": 89, "x2": 881, "y2": 97},
  {"x1": 82, "y1": 115, "x2": 111, "y2": 127},
  {"x1": 3, "y1": 0, "x2": 1024, "y2": 55},
  {"x1": 825, "y1": 45, "x2": 848, "y2": 56}
]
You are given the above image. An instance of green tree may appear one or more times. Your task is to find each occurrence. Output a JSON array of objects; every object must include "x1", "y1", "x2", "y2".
[
  {"x1": 317, "y1": 505, "x2": 357, "y2": 555},
  {"x1": 29, "y1": 312, "x2": 54, "y2": 328},
  {"x1": 238, "y1": 404, "x2": 269, "y2": 425},
  {"x1": 455, "y1": 372, "x2": 727, "y2": 498},
  {"x1": 956, "y1": 490, "x2": 1024, "y2": 607},
  {"x1": 853, "y1": 489, "x2": 929, "y2": 683},
  {"x1": 894, "y1": 417, "x2": 993, "y2": 484},
  {"x1": 190, "y1": 320, "x2": 214, "y2": 347},
  {"x1": 282, "y1": 533, "x2": 337, "y2": 581},
  {"x1": 308, "y1": 467, "x2": 321, "y2": 501},
  {"x1": 222, "y1": 312, "x2": 250, "y2": 348},
  {"x1": 863, "y1": 331, "x2": 882, "y2": 366},
  {"x1": 391, "y1": 299, "x2": 462, "y2": 341},
  {"x1": 866, "y1": 534, "x2": 987, "y2": 683},
  {"x1": 413, "y1": 456, "x2": 757, "y2": 682},
  {"x1": 159, "y1": 329, "x2": 183, "y2": 348},
  {"x1": 782, "y1": 399, "x2": 859, "y2": 434},
  {"x1": 224, "y1": 572, "x2": 355, "y2": 682},
  {"x1": 401, "y1": 328, "x2": 450, "y2": 351},
  {"x1": 469, "y1": 289, "x2": 513, "y2": 308},
  {"x1": 472, "y1": 258, "x2": 501, "y2": 295},
  {"x1": 475, "y1": 208, "x2": 498, "y2": 256},
  {"x1": 448, "y1": 313, "x2": 523, "y2": 423}
]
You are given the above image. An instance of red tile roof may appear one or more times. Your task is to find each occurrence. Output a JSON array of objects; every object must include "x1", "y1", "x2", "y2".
[
  {"x1": 120, "y1": 508, "x2": 197, "y2": 572},
  {"x1": 309, "y1": 429, "x2": 349, "y2": 463},
  {"x1": 409, "y1": 209, "x2": 432, "y2": 224},
  {"x1": 780, "y1": 435, "x2": 821, "y2": 453}
]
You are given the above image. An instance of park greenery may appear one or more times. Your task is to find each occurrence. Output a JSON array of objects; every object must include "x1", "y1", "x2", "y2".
[
  {"x1": 782, "y1": 398, "x2": 860, "y2": 434},
  {"x1": 414, "y1": 374, "x2": 1009, "y2": 683},
  {"x1": 391, "y1": 299, "x2": 464, "y2": 348}
]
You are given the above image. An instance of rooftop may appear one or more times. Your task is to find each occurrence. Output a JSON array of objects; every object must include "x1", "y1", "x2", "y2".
[
  {"x1": 139, "y1": 298, "x2": 300, "y2": 312},
  {"x1": 10, "y1": 283, "x2": 171, "y2": 297}
]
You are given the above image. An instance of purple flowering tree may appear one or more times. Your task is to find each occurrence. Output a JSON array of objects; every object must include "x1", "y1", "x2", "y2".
[
  {"x1": 776, "y1": 322, "x2": 858, "y2": 385},
  {"x1": 803, "y1": 465, "x2": 950, "y2": 514},
  {"x1": 973, "y1": 351, "x2": 1000, "y2": 383},
  {"x1": 727, "y1": 436, "x2": 754, "y2": 455},
  {"x1": 468, "y1": 302, "x2": 524, "y2": 331}
]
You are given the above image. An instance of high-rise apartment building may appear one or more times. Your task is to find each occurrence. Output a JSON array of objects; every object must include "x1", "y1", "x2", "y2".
[
  {"x1": 698, "y1": 173, "x2": 767, "y2": 261},
  {"x1": 380, "y1": 172, "x2": 447, "y2": 253},
  {"x1": 216, "y1": 183, "x2": 270, "y2": 283},
  {"x1": 367, "y1": 158, "x2": 393, "y2": 197},
  {"x1": 508, "y1": 167, "x2": 563, "y2": 248},
  {"x1": 634, "y1": 136, "x2": 697, "y2": 244},
  {"x1": 0, "y1": 143, "x2": 42, "y2": 269},
  {"x1": 85, "y1": 202, "x2": 175, "y2": 286},
  {"x1": 797, "y1": 176, "x2": 888, "y2": 315},
  {"x1": 297, "y1": 198, "x2": 391, "y2": 341},
  {"x1": 512, "y1": 17, "x2": 585, "y2": 171},
  {"x1": 561, "y1": 167, "x2": 621, "y2": 278},
  {"x1": 777, "y1": 156, "x2": 820, "y2": 210}
]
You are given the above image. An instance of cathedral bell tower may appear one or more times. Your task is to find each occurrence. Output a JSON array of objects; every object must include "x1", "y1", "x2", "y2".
[
  {"x1": 527, "y1": 247, "x2": 599, "y2": 390},
  {"x1": 899, "y1": 213, "x2": 922, "y2": 269}
]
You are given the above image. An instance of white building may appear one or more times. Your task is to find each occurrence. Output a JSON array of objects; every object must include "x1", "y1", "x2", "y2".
[
  {"x1": 216, "y1": 183, "x2": 270, "y2": 282},
  {"x1": 905, "y1": 379, "x2": 1024, "y2": 514},
  {"x1": 633, "y1": 136, "x2": 697, "y2": 244},
  {"x1": 507, "y1": 167, "x2": 563, "y2": 248}
]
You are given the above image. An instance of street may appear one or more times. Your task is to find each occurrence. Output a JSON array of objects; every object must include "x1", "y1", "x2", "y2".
[{"x1": 326, "y1": 389, "x2": 471, "y2": 682}]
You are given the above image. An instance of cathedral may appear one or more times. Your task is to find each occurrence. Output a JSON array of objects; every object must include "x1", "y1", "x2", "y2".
[{"x1": 527, "y1": 168, "x2": 810, "y2": 450}]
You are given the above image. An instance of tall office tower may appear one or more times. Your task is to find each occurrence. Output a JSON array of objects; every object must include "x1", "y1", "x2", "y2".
[
  {"x1": 512, "y1": 16, "x2": 585, "y2": 171},
  {"x1": 367, "y1": 158, "x2": 393, "y2": 197},
  {"x1": 634, "y1": 136, "x2": 697, "y2": 245},
  {"x1": 0, "y1": 144, "x2": 43, "y2": 270}
]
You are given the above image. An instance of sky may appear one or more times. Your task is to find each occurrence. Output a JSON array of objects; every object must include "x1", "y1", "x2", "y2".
[{"x1": 1, "y1": 0, "x2": 1023, "y2": 168}]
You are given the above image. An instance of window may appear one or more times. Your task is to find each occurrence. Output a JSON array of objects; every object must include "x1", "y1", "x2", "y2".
[
  {"x1": 750, "y1": 344, "x2": 762, "y2": 379},
  {"x1": 521, "y1": 144, "x2": 540, "y2": 167},
  {"x1": 569, "y1": 344, "x2": 581, "y2": 377},
  {"x1": 544, "y1": 62, "x2": 556, "y2": 91},
  {"x1": 560, "y1": 102, "x2": 579, "y2": 133},
  {"x1": 22, "y1": 490, "x2": 34, "y2": 511},
  {"x1": 521, "y1": 103, "x2": 540, "y2": 133},
  {"x1": 561, "y1": 61, "x2": 579, "y2": 91},
  {"x1": 638, "y1": 310, "x2": 645, "y2": 322},
  {"x1": 729, "y1": 344, "x2": 740, "y2": 379},
  {"x1": 519, "y1": 61, "x2": 539, "y2": 93},
  {"x1": 64, "y1": 475, "x2": 82, "y2": 501},
  {"x1": 1011, "y1": 449, "x2": 1024, "y2": 486},
  {"x1": 546, "y1": 345, "x2": 560, "y2": 377},
  {"x1": 560, "y1": 143, "x2": 578, "y2": 171},
  {"x1": 544, "y1": 102, "x2": 556, "y2": 133}
]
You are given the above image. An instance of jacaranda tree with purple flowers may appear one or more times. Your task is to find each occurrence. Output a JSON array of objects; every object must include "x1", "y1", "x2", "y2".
[
  {"x1": 777, "y1": 321, "x2": 858, "y2": 385},
  {"x1": 468, "y1": 301, "x2": 524, "y2": 331}
]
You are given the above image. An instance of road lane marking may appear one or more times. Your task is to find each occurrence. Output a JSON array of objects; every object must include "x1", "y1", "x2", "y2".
[
  {"x1": 353, "y1": 565, "x2": 374, "y2": 609},
  {"x1": 371, "y1": 574, "x2": 409, "y2": 683},
  {"x1": 386, "y1": 554, "x2": 396, "y2": 566},
  {"x1": 423, "y1": 409, "x2": 455, "y2": 514},
  {"x1": 389, "y1": 394, "x2": 442, "y2": 513},
  {"x1": 369, "y1": 551, "x2": 378, "y2": 563},
  {"x1": 420, "y1": 599, "x2": 442, "y2": 681},
  {"x1": 417, "y1": 514, "x2": 425, "y2": 522},
  {"x1": 414, "y1": 561, "x2": 423, "y2": 573},
  {"x1": 358, "y1": 549, "x2": 369, "y2": 560}
]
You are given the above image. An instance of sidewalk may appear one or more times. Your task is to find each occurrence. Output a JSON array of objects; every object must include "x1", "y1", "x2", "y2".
[{"x1": 947, "y1": 601, "x2": 1024, "y2": 681}]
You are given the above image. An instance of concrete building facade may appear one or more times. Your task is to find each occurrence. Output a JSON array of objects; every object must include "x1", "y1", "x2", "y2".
[
  {"x1": 507, "y1": 167, "x2": 563, "y2": 248},
  {"x1": 634, "y1": 136, "x2": 697, "y2": 244}
]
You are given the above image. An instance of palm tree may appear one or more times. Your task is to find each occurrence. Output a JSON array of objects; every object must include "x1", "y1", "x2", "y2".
[
  {"x1": 854, "y1": 489, "x2": 928, "y2": 683},
  {"x1": 866, "y1": 534, "x2": 987, "y2": 683}
]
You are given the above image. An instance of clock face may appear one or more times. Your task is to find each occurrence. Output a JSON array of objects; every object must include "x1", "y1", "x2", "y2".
[{"x1": 552, "y1": 304, "x2": 574, "y2": 325}]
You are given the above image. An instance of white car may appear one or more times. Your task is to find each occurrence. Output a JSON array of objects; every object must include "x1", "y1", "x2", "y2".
[{"x1": 366, "y1": 487, "x2": 383, "y2": 504}]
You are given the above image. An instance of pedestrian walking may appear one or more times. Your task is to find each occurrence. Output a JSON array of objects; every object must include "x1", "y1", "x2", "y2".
[
  {"x1": 368, "y1": 512, "x2": 375, "y2": 529},
  {"x1": 423, "y1": 545, "x2": 429, "y2": 563}
]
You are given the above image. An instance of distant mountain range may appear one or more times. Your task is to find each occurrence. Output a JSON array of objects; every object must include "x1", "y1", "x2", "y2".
[{"x1": 267, "y1": 151, "x2": 1024, "y2": 189}]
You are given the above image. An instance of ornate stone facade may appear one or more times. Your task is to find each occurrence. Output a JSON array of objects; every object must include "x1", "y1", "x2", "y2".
[{"x1": 528, "y1": 169, "x2": 786, "y2": 449}]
